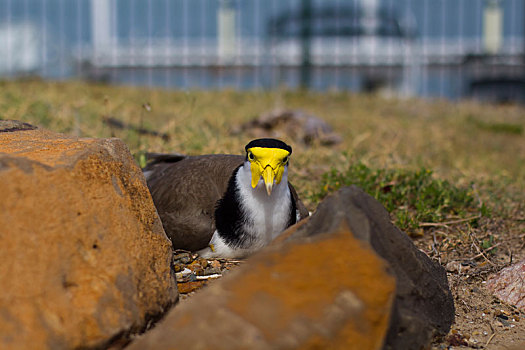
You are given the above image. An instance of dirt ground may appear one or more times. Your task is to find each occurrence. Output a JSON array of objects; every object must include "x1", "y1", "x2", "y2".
[{"x1": 413, "y1": 213, "x2": 525, "y2": 350}]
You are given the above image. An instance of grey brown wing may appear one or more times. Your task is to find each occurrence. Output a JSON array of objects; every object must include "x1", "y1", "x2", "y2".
[
  {"x1": 143, "y1": 152, "x2": 186, "y2": 182},
  {"x1": 145, "y1": 154, "x2": 244, "y2": 251}
]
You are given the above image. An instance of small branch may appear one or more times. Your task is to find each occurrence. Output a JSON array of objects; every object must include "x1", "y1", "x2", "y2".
[
  {"x1": 466, "y1": 229, "x2": 497, "y2": 267},
  {"x1": 419, "y1": 215, "x2": 481, "y2": 228},
  {"x1": 485, "y1": 332, "x2": 496, "y2": 348},
  {"x1": 431, "y1": 232, "x2": 441, "y2": 262},
  {"x1": 102, "y1": 116, "x2": 170, "y2": 141},
  {"x1": 470, "y1": 243, "x2": 502, "y2": 260}
]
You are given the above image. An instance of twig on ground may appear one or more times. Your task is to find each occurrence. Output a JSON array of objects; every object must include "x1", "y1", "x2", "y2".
[
  {"x1": 431, "y1": 232, "x2": 441, "y2": 262},
  {"x1": 470, "y1": 243, "x2": 502, "y2": 260},
  {"x1": 484, "y1": 332, "x2": 496, "y2": 348},
  {"x1": 419, "y1": 215, "x2": 481, "y2": 228},
  {"x1": 466, "y1": 229, "x2": 497, "y2": 267}
]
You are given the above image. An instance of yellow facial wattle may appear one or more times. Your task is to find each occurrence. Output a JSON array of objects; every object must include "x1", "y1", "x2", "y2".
[{"x1": 247, "y1": 147, "x2": 290, "y2": 195}]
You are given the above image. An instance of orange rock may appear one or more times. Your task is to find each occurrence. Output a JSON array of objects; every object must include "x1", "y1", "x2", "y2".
[
  {"x1": 177, "y1": 281, "x2": 208, "y2": 294},
  {"x1": 209, "y1": 260, "x2": 222, "y2": 269},
  {"x1": 0, "y1": 122, "x2": 178, "y2": 349},
  {"x1": 127, "y1": 220, "x2": 395, "y2": 350}
]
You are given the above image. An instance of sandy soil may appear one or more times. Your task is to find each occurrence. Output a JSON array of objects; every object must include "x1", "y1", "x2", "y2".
[{"x1": 414, "y1": 213, "x2": 525, "y2": 350}]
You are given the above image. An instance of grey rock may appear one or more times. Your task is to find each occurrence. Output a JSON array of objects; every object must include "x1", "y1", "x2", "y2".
[
  {"x1": 284, "y1": 186, "x2": 455, "y2": 350},
  {"x1": 173, "y1": 252, "x2": 193, "y2": 265},
  {"x1": 237, "y1": 109, "x2": 343, "y2": 146},
  {"x1": 486, "y1": 258, "x2": 525, "y2": 312},
  {"x1": 204, "y1": 267, "x2": 222, "y2": 275}
]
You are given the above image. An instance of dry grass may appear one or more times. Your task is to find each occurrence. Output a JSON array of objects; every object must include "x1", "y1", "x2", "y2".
[
  {"x1": 3, "y1": 80, "x2": 524, "y2": 209},
  {"x1": 2, "y1": 79, "x2": 523, "y2": 217},
  {"x1": 3, "y1": 80, "x2": 523, "y2": 185}
]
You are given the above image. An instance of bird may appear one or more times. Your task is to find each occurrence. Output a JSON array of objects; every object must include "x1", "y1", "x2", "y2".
[{"x1": 143, "y1": 138, "x2": 309, "y2": 258}]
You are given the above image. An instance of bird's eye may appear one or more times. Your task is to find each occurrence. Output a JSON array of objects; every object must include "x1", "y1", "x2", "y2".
[
  {"x1": 247, "y1": 151, "x2": 255, "y2": 161},
  {"x1": 282, "y1": 155, "x2": 289, "y2": 164}
]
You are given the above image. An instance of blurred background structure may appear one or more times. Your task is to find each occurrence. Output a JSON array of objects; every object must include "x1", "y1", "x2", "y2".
[{"x1": 0, "y1": 0, "x2": 524, "y2": 103}]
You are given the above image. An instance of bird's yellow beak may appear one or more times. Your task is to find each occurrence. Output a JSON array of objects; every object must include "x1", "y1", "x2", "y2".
[{"x1": 247, "y1": 147, "x2": 290, "y2": 195}]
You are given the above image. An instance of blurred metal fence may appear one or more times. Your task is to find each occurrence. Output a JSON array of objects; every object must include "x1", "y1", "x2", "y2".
[{"x1": 0, "y1": 0, "x2": 524, "y2": 102}]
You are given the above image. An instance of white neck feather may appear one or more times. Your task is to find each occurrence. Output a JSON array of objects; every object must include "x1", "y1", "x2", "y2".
[{"x1": 236, "y1": 161, "x2": 291, "y2": 244}]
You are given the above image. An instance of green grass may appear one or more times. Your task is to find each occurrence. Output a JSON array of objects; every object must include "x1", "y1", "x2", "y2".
[
  {"x1": 310, "y1": 159, "x2": 481, "y2": 231},
  {"x1": 467, "y1": 115, "x2": 523, "y2": 135}
]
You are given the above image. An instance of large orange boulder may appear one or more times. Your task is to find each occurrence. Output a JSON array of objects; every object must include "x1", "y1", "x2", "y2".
[
  {"x1": 0, "y1": 121, "x2": 178, "y2": 349},
  {"x1": 128, "y1": 220, "x2": 395, "y2": 350}
]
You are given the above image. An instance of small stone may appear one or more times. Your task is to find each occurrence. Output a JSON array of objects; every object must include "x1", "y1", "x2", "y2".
[
  {"x1": 486, "y1": 259, "x2": 525, "y2": 312},
  {"x1": 446, "y1": 261, "x2": 460, "y2": 273},
  {"x1": 498, "y1": 317, "x2": 510, "y2": 327},
  {"x1": 193, "y1": 267, "x2": 205, "y2": 276},
  {"x1": 188, "y1": 261, "x2": 205, "y2": 276},
  {"x1": 175, "y1": 268, "x2": 193, "y2": 281},
  {"x1": 204, "y1": 267, "x2": 222, "y2": 275},
  {"x1": 173, "y1": 264, "x2": 184, "y2": 273},
  {"x1": 173, "y1": 253, "x2": 192, "y2": 265},
  {"x1": 497, "y1": 313, "x2": 509, "y2": 320},
  {"x1": 209, "y1": 260, "x2": 221, "y2": 269},
  {"x1": 177, "y1": 281, "x2": 207, "y2": 294},
  {"x1": 197, "y1": 258, "x2": 208, "y2": 268}
]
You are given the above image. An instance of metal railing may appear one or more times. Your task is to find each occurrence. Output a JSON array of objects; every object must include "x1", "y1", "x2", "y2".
[{"x1": 0, "y1": 0, "x2": 523, "y2": 101}]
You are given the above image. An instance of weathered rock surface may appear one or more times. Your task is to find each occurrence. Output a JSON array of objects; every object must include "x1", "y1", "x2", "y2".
[
  {"x1": 279, "y1": 186, "x2": 455, "y2": 350},
  {"x1": 0, "y1": 121, "x2": 178, "y2": 349},
  {"x1": 128, "y1": 221, "x2": 396, "y2": 350},
  {"x1": 486, "y1": 259, "x2": 525, "y2": 312},
  {"x1": 235, "y1": 109, "x2": 342, "y2": 146}
]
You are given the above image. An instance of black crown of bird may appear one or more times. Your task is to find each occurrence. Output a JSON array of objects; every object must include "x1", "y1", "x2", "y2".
[{"x1": 144, "y1": 138, "x2": 308, "y2": 259}]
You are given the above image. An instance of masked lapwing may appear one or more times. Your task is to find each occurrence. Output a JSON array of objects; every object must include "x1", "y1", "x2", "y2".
[{"x1": 144, "y1": 138, "x2": 309, "y2": 258}]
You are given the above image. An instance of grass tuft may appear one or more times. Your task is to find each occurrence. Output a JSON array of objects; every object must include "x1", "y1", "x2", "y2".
[
  {"x1": 467, "y1": 115, "x2": 523, "y2": 135},
  {"x1": 310, "y1": 160, "x2": 480, "y2": 231}
]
